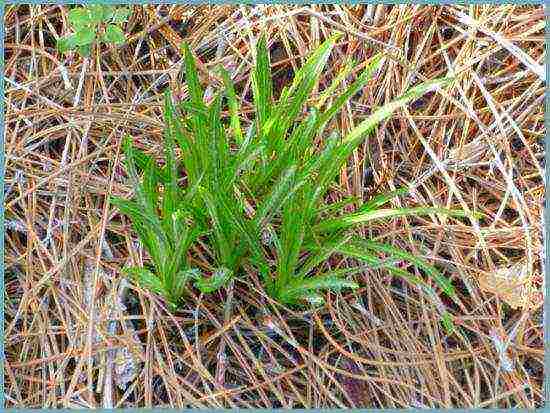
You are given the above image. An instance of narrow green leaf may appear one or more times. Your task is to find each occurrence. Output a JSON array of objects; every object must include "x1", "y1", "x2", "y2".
[
  {"x1": 174, "y1": 268, "x2": 201, "y2": 298},
  {"x1": 57, "y1": 35, "x2": 77, "y2": 53},
  {"x1": 102, "y1": 5, "x2": 115, "y2": 21},
  {"x1": 161, "y1": 92, "x2": 183, "y2": 221},
  {"x1": 317, "y1": 196, "x2": 359, "y2": 216},
  {"x1": 131, "y1": 147, "x2": 169, "y2": 183},
  {"x1": 141, "y1": 157, "x2": 160, "y2": 211},
  {"x1": 275, "y1": 190, "x2": 312, "y2": 291},
  {"x1": 253, "y1": 165, "x2": 297, "y2": 227},
  {"x1": 194, "y1": 267, "x2": 233, "y2": 293},
  {"x1": 351, "y1": 238, "x2": 456, "y2": 298},
  {"x1": 315, "y1": 58, "x2": 355, "y2": 109},
  {"x1": 336, "y1": 242, "x2": 423, "y2": 285},
  {"x1": 181, "y1": 42, "x2": 205, "y2": 109},
  {"x1": 251, "y1": 35, "x2": 273, "y2": 136},
  {"x1": 295, "y1": 274, "x2": 359, "y2": 292},
  {"x1": 360, "y1": 186, "x2": 410, "y2": 211},
  {"x1": 298, "y1": 233, "x2": 352, "y2": 278},
  {"x1": 124, "y1": 267, "x2": 164, "y2": 296},
  {"x1": 220, "y1": 66, "x2": 244, "y2": 145},
  {"x1": 266, "y1": 34, "x2": 340, "y2": 155},
  {"x1": 77, "y1": 44, "x2": 92, "y2": 57},
  {"x1": 441, "y1": 311, "x2": 455, "y2": 335},
  {"x1": 343, "y1": 78, "x2": 451, "y2": 145},
  {"x1": 316, "y1": 207, "x2": 471, "y2": 233},
  {"x1": 197, "y1": 187, "x2": 231, "y2": 266},
  {"x1": 280, "y1": 273, "x2": 358, "y2": 304},
  {"x1": 317, "y1": 53, "x2": 383, "y2": 129}
]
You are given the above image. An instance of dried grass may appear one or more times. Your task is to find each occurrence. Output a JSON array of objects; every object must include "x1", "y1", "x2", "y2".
[{"x1": 3, "y1": 4, "x2": 544, "y2": 408}]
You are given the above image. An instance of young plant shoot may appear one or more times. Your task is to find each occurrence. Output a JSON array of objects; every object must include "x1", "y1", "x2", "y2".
[{"x1": 114, "y1": 33, "x2": 469, "y2": 328}]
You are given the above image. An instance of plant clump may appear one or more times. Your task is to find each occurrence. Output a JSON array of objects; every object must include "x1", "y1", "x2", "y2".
[{"x1": 113, "y1": 33, "x2": 469, "y2": 327}]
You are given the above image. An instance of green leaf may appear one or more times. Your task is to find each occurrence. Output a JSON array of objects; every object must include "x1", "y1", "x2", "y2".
[
  {"x1": 68, "y1": 7, "x2": 93, "y2": 30},
  {"x1": 220, "y1": 66, "x2": 244, "y2": 145},
  {"x1": 291, "y1": 274, "x2": 359, "y2": 292},
  {"x1": 316, "y1": 207, "x2": 471, "y2": 233},
  {"x1": 77, "y1": 44, "x2": 92, "y2": 57},
  {"x1": 360, "y1": 186, "x2": 410, "y2": 211},
  {"x1": 197, "y1": 187, "x2": 232, "y2": 266},
  {"x1": 298, "y1": 233, "x2": 352, "y2": 278},
  {"x1": 335, "y1": 242, "x2": 423, "y2": 285},
  {"x1": 343, "y1": 78, "x2": 451, "y2": 145},
  {"x1": 316, "y1": 196, "x2": 359, "y2": 216},
  {"x1": 315, "y1": 58, "x2": 355, "y2": 109},
  {"x1": 441, "y1": 311, "x2": 455, "y2": 335},
  {"x1": 57, "y1": 35, "x2": 77, "y2": 53},
  {"x1": 103, "y1": 24, "x2": 126, "y2": 44},
  {"x1": 194, "y1": 267, "x2": 233, "y2": 293},
  {"x1": 317, "y1": 53, "x2": 382, "y2": 130},
  {"x1": 134, "y1": 153, "x2": 169, "y2": 183},
  {"x1": 174, "y1": 268, "x2": 201, "y2": 299},
  {"x1": 124, "y1": 267, "x2": 164, "y2": 296},
  {"x1": 164, "y1": 225, "x2": 200, "y2": 293},
  {"x1": 351, "y1": 238, "x2": 456, "y2": 298},
  {"x1": 102, "y1": 5, "x2": 115, "y2": 21},
  {"x1": 110, "y1": 196, "x2": 167, "y2": 253},
  {"x1": 279, "y1": 273, "x2": 358, "y2": 304},
  {"x1": 251, "y1": 35, "x2": 273, "y2": 138},
  {"x1": 161, "y1": 92, "x2": 182, "y2": 219},
  {"x1": 265, "y1": 34, "x2": 340, "y2": 157},
  {"x1": 88, "y1": 4, "x2": 106, "y2": 24},
  {"x1": 112, "y1": 7, "x2": 131, "y2": 24},
  {"x1": 253, "y1": 165, "x2": 297, "y2": 228},
  {"x1": 73, "y1": 28, "x2": 96, "y2": 46},
  {"x1": 275, "y1": 190, "x2": 311, "y2": 291},
  {"x1": 181, "y1": 42, "x2": 205, "y2": 109}
]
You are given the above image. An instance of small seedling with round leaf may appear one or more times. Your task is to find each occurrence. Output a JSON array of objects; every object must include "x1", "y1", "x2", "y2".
[{"x1": 57, "y1": 4, "x2": 131, "y2": 57}]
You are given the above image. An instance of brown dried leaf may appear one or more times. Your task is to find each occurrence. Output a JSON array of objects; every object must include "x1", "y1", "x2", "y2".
[{"x1": 478, "y1": 261, "x2": 540, "y2": 310}]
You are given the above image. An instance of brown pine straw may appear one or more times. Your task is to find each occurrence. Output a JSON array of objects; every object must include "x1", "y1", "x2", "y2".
[{"x1": 3, "y1": 4, "x2": 544, "y2": 408}]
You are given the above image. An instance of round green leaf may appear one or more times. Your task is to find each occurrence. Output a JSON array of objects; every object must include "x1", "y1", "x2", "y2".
[
  {"x1": 88, "y1": 4, "x2": 106, "y2": 24},
  {"x1": 111, "y1": 7, "x2": 131, "y2": 24},
  {"x1": 77, "y1": 44, "x2": 92, "y2": 57},
  {"x1": 102, "y1": 5, "x2": 115, "y2": 21},
  {"x1": 56, "y1": 37, "x2": 69, "y2": 53},
  {"x1": 68, "y1": 7, "x2": 92, "y2": 30},
  {"x1": 73, "y1": 28, "x2": 95, "y2": 46},
  {"x1": 103, "y1": 24, "x2": 126, "y2": 44},
  {"x1": 56, "y1": 35, "x2": 76, "y2": 53}
]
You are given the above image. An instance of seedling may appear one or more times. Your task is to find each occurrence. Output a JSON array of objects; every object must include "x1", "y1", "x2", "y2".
[
  {"x1": 223, "y1": 35, "x2": 468, "y2": 309},
  {"x1": 114, "y1": 33, "x2": 472, "y2": 329},
  {"x1": 111, "y1": 134, "x2": 234, "y2": 311},
  {"x1": 57, "y1": 4, "x2": 130, "y2": 57}
]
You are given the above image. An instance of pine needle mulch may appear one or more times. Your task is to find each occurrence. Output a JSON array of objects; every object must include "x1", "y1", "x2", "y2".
[{"x1": 3, "y1": 4, "x2": 545, "y2": 408}]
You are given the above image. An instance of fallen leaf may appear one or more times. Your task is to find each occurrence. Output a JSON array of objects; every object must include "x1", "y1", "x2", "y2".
[{"x1": 478, "y1": 261, "x2": 541, "y2": 310}]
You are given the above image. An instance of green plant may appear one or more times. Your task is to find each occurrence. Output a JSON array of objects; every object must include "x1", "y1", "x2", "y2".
[
  {"x1": 57, "y1": 4, "x2": 130, "y2": 57},
  {"x1": 111, "y1": 134, "x2": 233, "y2": 311},
  {"x1": 239, "y1": 36, "x2": 469, "y2": 307},
  {"x1": 113, "y1": 33, "x2": 473, "y2": 324}
]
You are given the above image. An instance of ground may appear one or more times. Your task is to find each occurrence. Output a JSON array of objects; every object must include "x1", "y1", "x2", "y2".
[{"x1": 3, "y1": 4, "x2": 545, "y2": 408}]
